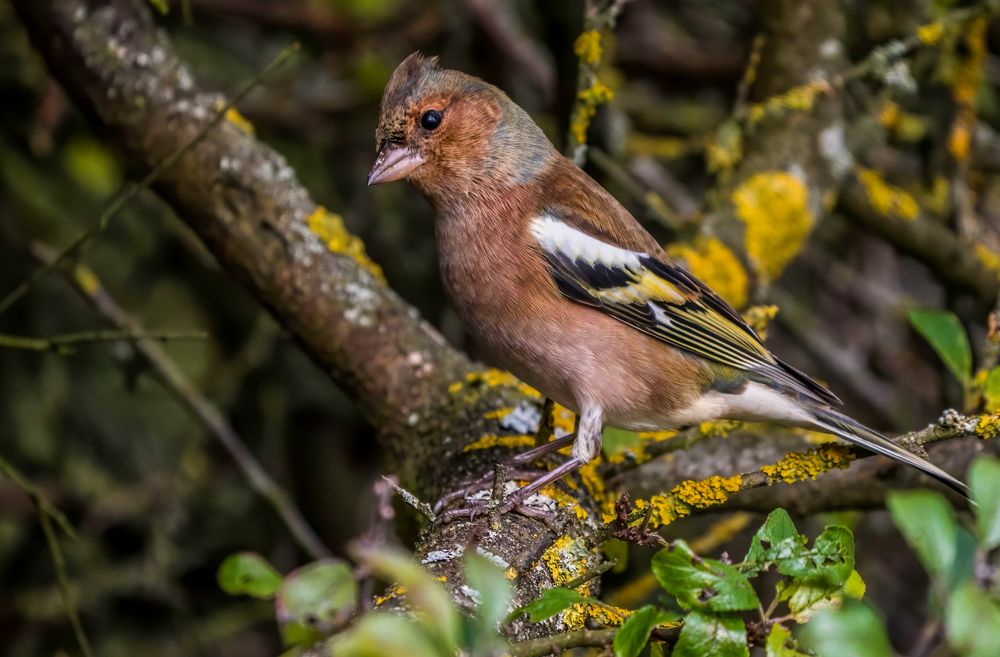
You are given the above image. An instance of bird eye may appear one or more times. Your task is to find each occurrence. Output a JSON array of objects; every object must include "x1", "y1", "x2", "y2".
[{"x1": 420, "y1": 109, "x2": 443, "y2": 131}]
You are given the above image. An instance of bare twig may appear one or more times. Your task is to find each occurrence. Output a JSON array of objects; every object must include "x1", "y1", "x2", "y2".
[
  {"x1": 0, "y1": 329, "x2": 206, "y2": 352},
  {"x1": 0, "y1": 42, "x2": 300, "y2": 317},
  {"x1": 33, "y1": 244, "x2": 331, "y2": 560},
  {"x1": 0, "y1": 457, "x2": 92, "y2": 657},
  {"x1": 380, "y1": 475, "x2": 436, "y2": 522}
]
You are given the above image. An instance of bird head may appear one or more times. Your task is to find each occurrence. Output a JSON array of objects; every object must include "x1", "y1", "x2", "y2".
[{"x1": 368, "y1": 53, "x2": 554, "y2": 200}]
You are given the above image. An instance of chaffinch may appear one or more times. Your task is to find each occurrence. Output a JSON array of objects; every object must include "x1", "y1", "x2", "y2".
[{"x1": 368, "y1": 53, "x2": 968, "y2": 514}]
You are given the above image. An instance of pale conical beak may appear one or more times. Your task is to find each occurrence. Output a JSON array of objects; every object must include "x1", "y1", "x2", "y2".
[{"x1": 367, "y1": 145, "x2": 426, "y2": 186}]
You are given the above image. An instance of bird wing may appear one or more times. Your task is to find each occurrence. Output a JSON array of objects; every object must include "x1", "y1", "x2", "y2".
[{"x1": 529, "y1": 213, "x2": 840, "y2": 406}]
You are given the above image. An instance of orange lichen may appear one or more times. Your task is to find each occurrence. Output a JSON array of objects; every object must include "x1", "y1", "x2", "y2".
[
  {"x1": 672, "y1": 475, "x2": 743, "y2": 508},
  {"x1": 760, "y1": 444, "x2": 855, "y2": 483},
  {"x1": 732, "y1": 171, "x2": 814, "y2": 279},
  {"x1": 307, "y1": 206, "x2": 385, "y2": 281},
  {"x1": 563, "y1": 602, "x2": 630, "y2": 629},
  {"x1": 697, "y1": 420, "x2": 742, "y2": 438},
  {"x1": 917, "y1": 21, "x2": 944, "y2": 45},
  {"x1": 462, "y1": 434, "x2": 536, "y2": 452},
  {"x1": 743, "y1": 304, "x2": 779, "y2": 340},
  {"x1": 856, "y1": 167, "x2": 919, "y2": 221},
  {"x1": 748, "y1": 79, "x2": 833, "y2": 123},
  {"x1": 975, "y1": 414, "x2": 1000, "y2": 440},
  {"x1": 574, "y1": 30, "x2": 603, "y2": 65},
  {"x1": 667, "y1": 237, "x2": 749, "y2": 309}
]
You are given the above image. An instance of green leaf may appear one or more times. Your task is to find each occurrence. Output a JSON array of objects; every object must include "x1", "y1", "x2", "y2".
[
  {"x1": 353, "y1": 546, "x2": 460, "y2": 652},
  {"x1": 746, "y1": 521, "x2": 853, "y2": 587},
  {"x1": 613, "y1": 605, "x2": 675, "y2": 657},
  {"x1": 513, "y1": 587, "x2": 594, "y2": 622},
  {"x1": 147, "y1": 0, "x2": 169, "y2": 15},
  {"x1": 908, "y1": 308, "x2": 972, "y2": 383},
  {"x1": 798, "y1": 601, "x2": 892, "y2": 657},
  {"x1": 970, "y1": 457, "x2": 1000, "y2": 550},
  {"x1": 765, "y1": 624, "x2": 809, "y2": 657},
  {"x1": 276, "y1": 559, "x2": 357, "y2": 647},
  {"x1": 334, "y1": 612, "x2": 444, "y2": 657},
  {"x1": 802, "y1": 526, "x2": 854, "y2": 586},
  {"x1": 652, "y1": 541, "x2": 759, "y2": 612},
  {"x1": 776, "y1": 569, "x2": 865, "y2": 621},
  {"x1": 946, "y1": 582, "x2": 1000, "y2": 657},
  {"x1": 673, "y1": 611, "x2": 748, "y2": 657},
  {"x1": 62, "y1": 135, "x2": 122, "y2": 199},
  {"x1": 744, "y1": 509, "x2": 799, "y2": 570},
  {"x1": 603, "y1": 426, "x2": 643, "y2": 459},
  {"x1": 463, "y1": 552, "x2": 512, "y2": 651},
  {"x1": 217, "y1": 552, "x2": 282, "y2": 599},
  {"x1": 983, "y1": 368, "x2": 1000, "y2": 412},
  {"x1": 887, "y1": 489, "x2": 957, "y2": 578}
]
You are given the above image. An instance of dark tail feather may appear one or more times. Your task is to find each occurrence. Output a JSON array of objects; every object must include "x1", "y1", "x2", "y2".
[{"x1": 809, "y1": 407, "x2": 970, "y2": 499}]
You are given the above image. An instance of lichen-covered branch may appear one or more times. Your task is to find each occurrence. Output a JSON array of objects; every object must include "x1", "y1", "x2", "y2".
[
  {"x1": 14, "y1": 0, "x2": 604, "y2": 646},
  {"x1": 620, "y1": 411, "x2": 996, "y2": 526}
]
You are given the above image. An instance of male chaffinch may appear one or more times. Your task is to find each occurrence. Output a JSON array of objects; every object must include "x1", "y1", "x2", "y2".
[{"x1": 368, "y1": 53, "x2": 968, "y2": 515}]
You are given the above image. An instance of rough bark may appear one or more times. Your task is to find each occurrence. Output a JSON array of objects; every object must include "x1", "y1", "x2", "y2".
[{"x1": 13, "y1": 0, "x2": 601, "y2": 643}]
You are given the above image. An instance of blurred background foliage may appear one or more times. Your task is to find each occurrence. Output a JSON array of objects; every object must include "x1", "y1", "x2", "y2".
[{"x1": 1, "y1": 0, "x2": 999, "y2": 655}]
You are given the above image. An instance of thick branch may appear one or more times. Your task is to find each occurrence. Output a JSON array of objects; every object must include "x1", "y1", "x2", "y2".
[{"x1": 13, "y1": 0, "x2": 470, "y2": 451}]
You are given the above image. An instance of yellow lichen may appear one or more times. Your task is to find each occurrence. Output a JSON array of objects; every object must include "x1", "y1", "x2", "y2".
[
  {"x1": 948, "y1": 113, "x2": 973, "y2": 161},
  {"x1": 879, "y1": 101, "x2": 901, "y2": 128},
  {"x1": 307, "y1": 206, "x2": 385, "y2": 281},
  {"x1": 856, "y1": 167, "x2": 920, "y2": 221},
  {"x1": 760, "y1": 444, "x2": 855, "y2": 483},
  {"x1": 627, "y1": 133, "x2": 691, "y2": 160},
  {"x1": 671, "y1": 475, "x2": 743, "y2": 508},
  {"x1": 743, "y1": 304, "x2": 779, "y2": 339},
  {"x1": 462, "y1": 434, "x2": 536, "y2": 452},
  {"x1": 504, "y1": 567, "x2": 518, "y2": 580},
  {"x1": 667, "y1": 237, "x2": 749, "y2": 309},
  {"x1": 640, "y1": 494, "x2": 684, "y2": 527},
  {"x1": 697, "y1": 420, "x2": 742, "y2": 438},
  {"x1": 926, "y1": 176, "x2": 950, "y2": 215},
  {"x1": 563, "y1": 602, "x2": 630, "y2": 630},
  {"x1": 542, "y1": 535, "x2": 592, "y2": 587},
  {"x1": 483, "y1": 407, "x2": 513, "y2": 421},
  {"x1": 570, "y1": 82, "x2": 615, "y2": 144},
  {"x1": 732, "y1": 171, "x2": 814, "y2": 280},
  {"x1": 73, "y1": 265, "x2": 102, "y2": 296},
  {"x1": 748, "y1": 79, "x2": 832, "y2": 123},
  {"x1": 447, "y1": 381, "x2": 464, "y2": 394},
  {"x1": 373, "y1": 584, "x2": 406, "y2": 607},
  {"x1": 951, "y1": 17, "x2": 987, "y2": 107},
  {"x1": 706, "y1": 120, "x2": 743, "y2": 174},
  {"x1": 224, "y1": 107, "x2": 255, "y2": 135},
  {"x1": 917, "y1": 21, "x2": 944, "y2": 45},
  {"x1": 974, "y1": 244, "x2": 1000, "y2": 280},
  {"x1": 539, "y1": 484, "x2": 590, "y2": 520},
  {"x1": 574, "y1": 30, "x2": 603, "y2": 65},
  {"x1": 462, "y1": 369, "x2": 540, "y2": 398},
  {"x1": 975, "y1": 414, "x2": 1000, "y2": 440}
]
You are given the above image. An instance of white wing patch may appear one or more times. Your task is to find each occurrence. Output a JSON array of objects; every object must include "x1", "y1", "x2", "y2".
[{"x1": 530, "y1": 215, "x2": 644, "y2": 269}]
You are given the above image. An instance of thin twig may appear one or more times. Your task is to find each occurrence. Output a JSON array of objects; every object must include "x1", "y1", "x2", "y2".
[
  {"x1": 380, "y1": 475, "x2": 436, "y2": 522},
  {"x1": 0, "y1": 329, "x2": 206, "y2": 352},
  {"x1": 562, "y1": 559, "x2": 617, "y2": 591},
  {"x1": 0, "y1": 457, "x2": 92, "y2": 657},
  {"x1": 0, "y1": 41, "x2": 300, "y2": 317},
  {"x1": 33, "y1": 244, "x2": 331, "y2": 560},
  {"x1": 565, "y1": 0, "x2": 632, "y2": 165}
]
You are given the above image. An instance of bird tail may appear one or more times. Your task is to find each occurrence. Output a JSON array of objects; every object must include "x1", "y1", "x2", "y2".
[{"x1": 807, "y1": 406, "x2": 970, "y2": 499}]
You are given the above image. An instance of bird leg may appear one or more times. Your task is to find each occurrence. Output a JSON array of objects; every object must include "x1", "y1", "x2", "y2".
[
  {"x1": 431, "y1": 432, "x2": 576, "y2": 514},
  {"x1": 434, "y1": 406, "x2": 604, "y2": 524}
]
